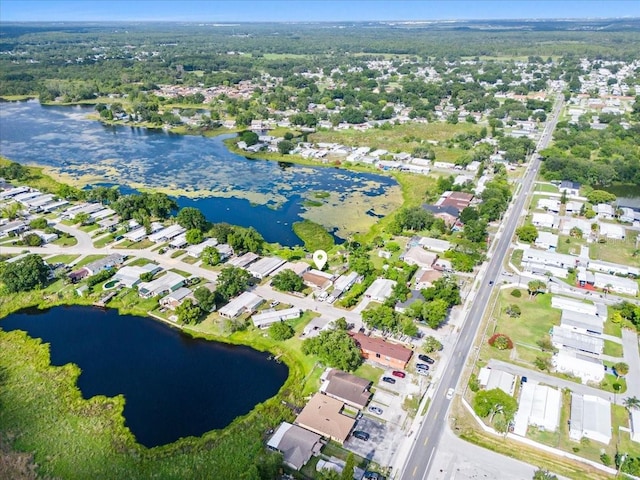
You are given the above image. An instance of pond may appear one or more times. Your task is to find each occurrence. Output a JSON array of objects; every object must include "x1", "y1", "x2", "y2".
[
  {"x1": 0, "y1": 100, "x2": 402, "y2": 245},
  {"x1": 602, "y1": 184, "x2": 640, "y2": 210},
  {"x1": 0, "y1": 305, "x2": 289, "y2": 448}
]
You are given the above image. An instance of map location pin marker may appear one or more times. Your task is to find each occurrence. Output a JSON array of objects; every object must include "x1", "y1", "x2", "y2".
[{"x1": 313, "y1": 250, "x2": 328, "y2": 270}]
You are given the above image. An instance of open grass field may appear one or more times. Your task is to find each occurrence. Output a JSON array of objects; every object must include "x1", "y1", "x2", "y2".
[
  {"x1": 52, "y1": 235, "x2": 78, "y2": 247},
  {"x1": 589, "y1": 231, "x2": 640, "y2": 267},
  {"x1": 292, "y1": 219, "x2": 335, "y2": 253},
  {"x1": 309, "y1": 122, "x2": 480, "y2": 153},
  {"x1": 73, "y1": 254, "x2": 106, "y2": 268},
  {"x1": 45, "y1": 254, "x2": 80, "y2": 265}
]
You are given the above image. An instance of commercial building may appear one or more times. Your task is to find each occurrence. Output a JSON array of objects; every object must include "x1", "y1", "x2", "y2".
[{"x1": 350, "y1": 332, "x2": 413, "y2": 370}]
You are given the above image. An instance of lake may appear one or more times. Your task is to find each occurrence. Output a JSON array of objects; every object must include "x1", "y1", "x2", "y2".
[
  {"x1": 0, "y1": 100, "x2": 402, "y2": 245},
  {"x1": 602, "y1": 184, "x2": 640, "y2": 210},
  {"x1": 0, "y1": 306, "x2": 289, "y2": 448}
]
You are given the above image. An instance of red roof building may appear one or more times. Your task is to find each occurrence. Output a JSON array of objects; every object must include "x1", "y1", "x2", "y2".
[{"x1": 350, "y1": 332, "x2": 413, "y2": 370}]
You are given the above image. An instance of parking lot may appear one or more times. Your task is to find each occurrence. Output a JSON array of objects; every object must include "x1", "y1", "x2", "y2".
[{"x1": 344, "y1": 415, "x2": 401, "y2": 466}]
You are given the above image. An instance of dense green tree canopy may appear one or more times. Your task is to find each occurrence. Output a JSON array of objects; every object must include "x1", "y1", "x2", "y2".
[
  {"x1": 271, "y1": 269, "x2": 305, "y2": 292},
  {"x1": 177, "y1": 207, "x2": 208, "y2": 231},
  {"x1": 1, "y1": 254, "x2": 50, "y2": 293},
  {"x1": 216, "y1": 266, "x2": 251, "y2": 302},
  {"x1": 302, "y1": 329, "x2": 362, "y2": 371}
]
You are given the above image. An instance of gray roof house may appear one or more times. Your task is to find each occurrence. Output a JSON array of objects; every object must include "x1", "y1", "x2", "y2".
[{"x1": 267, "y1": 422, "x2": 323, "y2": 470}]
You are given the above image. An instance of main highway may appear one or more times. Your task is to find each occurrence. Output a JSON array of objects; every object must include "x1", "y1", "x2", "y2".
[{"x1": 399, "y1": 93, "x2": 565, "y2": 480}]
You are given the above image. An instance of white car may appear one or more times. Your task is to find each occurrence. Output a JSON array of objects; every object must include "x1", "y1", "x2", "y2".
[{"x1": 446, "y1": 388, "x2": 455, "y2": 400}]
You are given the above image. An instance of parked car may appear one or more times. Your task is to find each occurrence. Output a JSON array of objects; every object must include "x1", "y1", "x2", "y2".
[
  {"x1": 269, "y1": 300, "x2": 280, "y2": 308},
  {"x1": 416, "y1": 368, "x2": 429, "y2": 376},
  {"x1": 392, "y1": 370, "x2": 406, "y2": 378},
  {"x1": 382, "y1": 376, "x2": 396, "y2": 384},
  {"x1": 446, "y1": 388, "x2": 455, "y2": 400},
  {"x1": 416, "y1": 363, "x2": 430, "y2": 371},
  {"x1": 352, "y1": 430, "x2": 370, "y2": 441},
  {"x1": 363, "y1": 472, "x2": 384, "y2": 480},
  {"x1": 368, "y1": 406, "x2": 383, "y2": 415},
  {"x1": 418, "y1": 354, "x2": 435, "y2": 364}
]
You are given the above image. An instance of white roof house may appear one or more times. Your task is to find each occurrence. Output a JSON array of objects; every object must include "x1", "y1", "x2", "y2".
[
  {"x1": 364, "y1": 278, "x2": 397, "y2": 303},
  {"x1": 247, "y1": 257, "x2": 286, "y2": 279},
  {"x1": 588, "y1": 260, "x2": 640, "y2": 278},
  {"x1": 553, "y1": 350, "x2": 604, "y2": 384},
  {"x1": 531, "y1": 212, "x2": 558, "y2": 229},
  {"x1": 218, "y1": 292, "x2": 264, "y2": 319},
  {"x1": 478, "y1": 367, "x2": 516, "y2": 395},
  {"x1": 417, "y1": 237, "x2": 451, "y2": 253},
  {"x1": 159, "y1": 287, "x2": 195, "y2": 310},
  {"x1": 148, "y1": 224, "x2": 186, "y2": 243},
  {"x1": 560, "y1": 217, "x2": 594, "y2": 236},
  {"x1": 565, "y1": 201, "x2": 583, "y2": 215},
  {"x1": 113, "y1": 263, "x2": 161, "y2": 288},
  {"x1": 228, "y1": 252, "x2": 260, "y2": 268},
  {"x1": 534, "y1": 231, "x2": 559, "y2": 251},
  {"x1": 569, "y1": 394, "x2": 612, "y2": 444},
  {"x1": 522, "y1": 249, "x2": 578, "y2": 270},
  {"x1": 252, "y1": 307, "x2": 302, "y2": 329},
  {"x1": 593, "y1": 272, "x2": 638, "y2": 296},
  {"x1": 513, "y1": 381, "x2": 562, "y2": 436},
  {"x1": 138, "y1": 271, "x2": 187, "y2": 298},
  {"x1": 537, "y1": 198, "x2": 561, "y2": 212},
  {"x1": 551, "y1": 325, "x2": 603, "y2": 355},
  {"x1": 124, "y1": 227, "x2": 147, "y2": 242},
  {"x1": 401, "y1": 246, "x2": 438, "y2": 269},
  {"x1": 595, "y1": 203, "x2": 615, "y2": 219},
  {"x1": 561, "y1": 309, "x2": 603, "y2": 335},
  {"x1": 186, "y1": 238, "x2": 219, "y2": 258},
  {"x1": 551, "y1": 296, "x2": 598, "y2": 316},
  {"x1": 631, "y1": 410, "x2": 640, "y2": 443},
  {"x1": 271, "y1": 261, "x2": 310, "y2": 278},
  {"x1": 598, "y1": 223, "x2": 625, "y2": 240},
  {"x1": 333, "y1": 271, "x2": 360, "y2": 293}
]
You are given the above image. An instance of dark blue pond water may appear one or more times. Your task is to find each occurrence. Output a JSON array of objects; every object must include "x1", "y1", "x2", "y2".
[
  {"x1": 0, "y1": 306, "x2": 288, "y2": 448},
  {"x1": 0, "y1": 100, "x2": 399, "y2": 245}
]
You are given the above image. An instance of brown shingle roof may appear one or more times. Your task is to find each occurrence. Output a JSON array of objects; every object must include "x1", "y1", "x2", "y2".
[
  {"x1": 322, "y1": 369, "x2": 372, "y2": 409},
  {"x1": 295, "y1": 393, "x2": 355, "y2": 444},
  {"x1": 350, "y1": 332, "x2": 413, "y2": 363}
]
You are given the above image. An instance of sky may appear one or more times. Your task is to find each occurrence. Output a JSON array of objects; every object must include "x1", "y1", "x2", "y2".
[{"x1": 1, "y1": 0, "x2": 639, "y2": 22}]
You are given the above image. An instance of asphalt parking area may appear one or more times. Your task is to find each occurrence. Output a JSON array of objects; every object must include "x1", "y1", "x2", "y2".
[{"x1": 344, "y1": 416, "x2": 401, "y2": 467}]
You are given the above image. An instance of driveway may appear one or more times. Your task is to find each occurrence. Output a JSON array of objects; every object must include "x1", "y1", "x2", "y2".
[
  {"x1": 344, "y1": 416, "x2": 401, "y2": 468},
  {"x1": 622, "y1": 329, "x2": 640, "y2": 400}
]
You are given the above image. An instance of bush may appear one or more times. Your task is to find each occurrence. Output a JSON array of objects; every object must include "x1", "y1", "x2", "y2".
[
  {"x1": 510, "y1": 289, "x2": 522, "y2": 298},
  {"x1": 601, "y1": 453, "x2": 612, "y2": 466},
  {"x1": 488, "y1": 333, "x2": 513, "y2": 350},
  {"x1": 423, "y1": 335, "x2": 443, "y2": 353},
  {"x1": 268, "y1": 322, "x2": 295, "y2": 341},
  {"x1": 469, "y1": 374, "x2": 480, "y2": 392},
  {"x1": 534, "y1": 356, "x2": 551, "y2": 371},
  {"x1": 506, "y1": 304, "x2": 521, "y2": 318}
]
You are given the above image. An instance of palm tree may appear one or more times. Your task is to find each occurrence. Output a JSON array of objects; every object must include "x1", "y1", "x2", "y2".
[{"x1": 623, "y1": 396, "x2": 640, "y2": 411}]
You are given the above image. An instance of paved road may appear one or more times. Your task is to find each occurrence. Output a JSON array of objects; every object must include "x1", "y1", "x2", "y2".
[
  {"x1": 622, "y1": 329, "x2": 640, "y2": 401},
  {"x1": 399, "y1": 94, "x2": 564, "y2": 480}
]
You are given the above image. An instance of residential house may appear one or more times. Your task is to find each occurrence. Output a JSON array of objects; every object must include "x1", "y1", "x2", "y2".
[
  {"x1": 218, "y1": 291, "x2": 264, "y2": 319},
  {"x1": 561, "y1": 309, "x2": 604, "y2": 335},
  {"x1": 551, "y1": 325, "x2": 604, "y2": 355},
  {"x1": 113, "y1": 263, "x2": 161, "y2": 288},
  {"x1": 294, "y1": 393, "x2": 356, "y2": 444},
  {"x1": 437, "y1": 191, "x2": 474, "y2": 211},
  {"x1": 401, "y1": 246, "x2": 438, "y2": 269},
  {"x1": 138, "y1": 271, "x2": 187, "y2": 299},
  {"x1": 559, "y1": 180, "x2": 581, "y2": 196},
  {"x1": 417, "y1": 237, "x2": 451, "y2": 253},
  {"x1": 328, "y1": 271, "x2": 360, "y2": 303},
  {"x1": 477, "y1": 367, "x2": 516, "y2": 395},
  {"x1": 531, "y1": 212, "x2": 558, "y2": 230},
  {"x1": 534, "y1": 231, "x2": 559, "y2": 251},
  {"x1": 350, "y1": 332, "x2": 413, "y2": 370},
  {"x1": 595, "y1": 204, "x2": 615, "y2": 219},
  {"x1": 186, "y1": 238, "x2": 219, "y2": 258},
  {"x1": 251, "y1": 307, "x2": 301, "y2": 329},
  {"x1": 160, "y1": 287, "x2": 196, "y2": 310},
  {"x1": 569, "y1": 394, "x2": 611, "y2": 444},
  {"x1": 84, "y1": 253, "x2": 125, "y2": 276},
  {"x1": 561, "y1": 217, "x2": 594, "y2": 236},
  {"x1": 422, "y1": 204, "x2": 460, "y2": 228},
  {"x1": 0, "y1": 220, "x2": 28, "y2": 238},
  {"x1": 247, "y1": 256, "x2": 285, "y2": 279},
  {"x1": 537, "y1": 198, "x2": 561, "y2": 213},
  {"x1": 512, "y1": 381, "x2": 562, "y2": 436},
  {"x1": 363, "y1": 278, "x2": 397, "y2": 303},
  {"x1": 148, "y1": 224, "x2": 186, "y2": 243},
  {"x1": 553, "y1": 350, "x2": 604, "y2": 384},
  {"x1": 267, "y1": 422, "x2": 323, "y2": 471},
  {"x1": 593, "y1": 272, "x2": 638, "y2": 296},
  {"x1": 414, "y1": 268, "x2": 443, "y2": 290},
  {"x1": 588, "y1": 260, "x2": 639, "y2": 278},
  {"x1": 522, "y1": 249, "x2": 578, "y2": 271},
  {"x1": 303, "y1": 269, "x2": 334, "y2": 290},
  {"x1": 271, "y1": 261, "x2": 310, "y2": 278},
  {"x1": 320, "y1": 369, "x2": 372, "y2": 410},
  {"x1": 228, "y1": 252, "x2": 260, "y2": 268},
  {"x1": 598, "y1": 223, "x2": 625, "y2": 240},
  {"x1": 565, "y1": 201, "x2": 583, "y2": 215},
  {"x1": 551, "y1": 296, "x2": 599, "y2": 316},
  {"x1": 620, "y1": 207, "x2": 636, "y2": 224}
]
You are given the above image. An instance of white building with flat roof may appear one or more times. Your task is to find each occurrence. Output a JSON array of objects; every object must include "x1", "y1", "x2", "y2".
[
  {"x1": 553, "y1": 350, "x2": 604, "y2": 384},
  {"x1": 148, "y1": 224, "x2": 186, "y2": 243},
  {"x1": 551, "y1": 325, "x2": 603, "y2": 355},
  {"x1": 631, "y1": 410, "x2": 640, "y2": 443},
  {"x1": 593, "y1": 272, "x2": 638, "y2": 296},
  {"x1": 513, "y1": 381, "x2": 562, "y2": 436},
  {"x1": 218, "y1": 292, "x2": 263, "y2": 319},
  {"x1": 417, "y1": 237, "x2": 451, "y2": 253},
  {"x1": 537, "y1": 198, "x2": 561, "y2": 212},
  {"x1": 186, "y1": 238, "x2": 219, "y2": 258},
  {"x1": 569, "y1": 394, "x2": 611, "y2": 444},
  {"x1": 531, "y1": 212, "x2": 558, "y2": 229},
  {"x1": 138, "y1": 271, "x2": 186, "y2": 298},
  {"x1": 598, "y1": 223, "x2": 625, "y2": 240},
  {"x1": 252, "y1": 307, "x2": 302, "y2": 329},
  {"x1": 535, "y1": 231, "x2": 559, "y2": 251},
  {"x1": 247, "y1": 257, "x2": 286, "y2": 279},
  {"x1": 561, "y1": 309, "x2": 603, "y2": 335},
  {"x1": 478, "y1": 367, "x2": 516, "y2": 395},
  {"x1": 364, "y1": 278, "x2": 397, "y2": 303},
  {"x1": 551, "y1": 296, "x2": 598, "y2": 316}
]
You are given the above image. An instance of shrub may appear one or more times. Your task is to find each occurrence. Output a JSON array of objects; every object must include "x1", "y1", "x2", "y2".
[
  {"x1": 268, "y1": 322, "x2": 295, "y2": 341},
  {"x1": 506, "y1": 304, "x2": 521, "y2": 318},
  {"x1": 534, "y1": 356, "x2": 551, "y2": 371},
  {"x1": 488, "y1": 333, "x2": 513, "y2": 350},
  {"x1": 601, "y1": 453, "x2": 612, "y2": 466},
  {"x1": 469, "y1": 374, "x2": 480, "y2": 392},
  {"x1": 510, "y1": 289, "x2": 522, "y2": 298}
]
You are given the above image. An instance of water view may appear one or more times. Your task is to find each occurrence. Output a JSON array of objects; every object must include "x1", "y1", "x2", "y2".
[
  {"x1": 0, "y1": 306, "x2": 289, "y2": 448},
  {"x1": 0, "y1": 100, "x2": 402, "y2": 245}
]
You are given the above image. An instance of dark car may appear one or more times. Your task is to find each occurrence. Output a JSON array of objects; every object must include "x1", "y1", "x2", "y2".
[
  {"x1": 416, "y1": 363, "x2": 430, "y2": 371},
  {"x1": 363, "y1": 472, "x2": 384, "y2": 480},
  {"x1": 418, "y1": 354, "x2": 435, "y2": 364},
  {"x1": 392, "y1": 370, "x2": 406, "y2": 378},
  {"x1": 352, "y1": 430, "x2": 370, "y2": 441},
  {"x1": 489, "y1": 280, "x2": 494, "y2": 286},
  {"x1": 382, "y1": 376, "x2": 396, "y2": 384}
]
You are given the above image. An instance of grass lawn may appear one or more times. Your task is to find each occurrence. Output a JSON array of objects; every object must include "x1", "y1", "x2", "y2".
[
  {"x1": 171, "y1": 249, "x2": 186, "y2": 259},
  {"x1": 182, "y1": 255, "x2": 199, "y2": 265},
  {"x1": 115, "y1": 239, "x2": 154, "y2": 250},
  {"x1": 590, "y1": 232, "x2": 640, "y2": 267},
  {"x1": 125, "y1": 257, "x2": 156, "y2": 267},
  {"x1": 603, "y1": 318, "x2": 622, "y2": 337},
  {"x1": 533, "y1": 183, "x2": 559, "y2": 194},
  {"x1": 93, "y1": 234, "x2": 116, "y2": 248},
  {"x1": 310, "y1": 121, "x2": 480, "y2": 153},
  {"x1": 74, "y1": 254, "x2": 106, "y2": 268},
  {"x1": 79, "y1": 223, "x2": 101, "y2": 233},
  {"x1": 353, "y1": 363, "x2": 385, "y2": 384},
  {"x1": 45, "y1": 254, "x2": 80, "y2": 265},
  {"x1": 52, "y1": 236, "x2": 78, "y2": 247},
  {"x1": 511, "y1": 249, "x2": 523, "y2": 268},
  {"x1": 555, "y1": 235, "x2": 585, "y2": 256},
  {"x1": 169, "y1": 268, "x2": 192, "y2": 278},
  {"x1": 603, "y1": 339, "x2": 623, "y2": 358}
]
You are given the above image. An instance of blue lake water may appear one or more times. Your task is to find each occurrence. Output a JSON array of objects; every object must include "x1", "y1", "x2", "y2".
[
  {"x1": 0, "y1": 100, "x2": 400, "y2": 245},
  {"x1": 0, "y1": 306, "x2": 289, "y2": 448}
]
